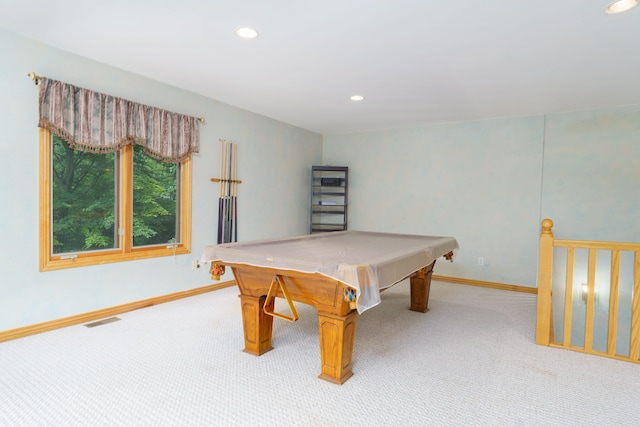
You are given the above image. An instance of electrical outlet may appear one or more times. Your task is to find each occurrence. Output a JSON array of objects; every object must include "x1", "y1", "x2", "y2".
[
  {"x1": 191, "y1": 260, "x2": 200, "y2": 270},
  {"x1": 477, "y1": 257, "x2": 484, "y2": 266}
]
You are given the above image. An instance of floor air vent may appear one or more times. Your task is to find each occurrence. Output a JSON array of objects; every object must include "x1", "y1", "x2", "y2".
[{"x1": 84, "y1": 317, "x2": 121, "y2": 328}]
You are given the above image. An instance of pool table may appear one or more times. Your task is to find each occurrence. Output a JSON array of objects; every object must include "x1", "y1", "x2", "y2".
[{"x1": 200, "y1": 230, "x2": 458, "y2": 384}]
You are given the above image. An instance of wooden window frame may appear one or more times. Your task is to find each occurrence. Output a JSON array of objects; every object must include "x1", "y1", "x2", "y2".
[{"x1": 39, "y1": 128, "x2": 192, "y2": 271}]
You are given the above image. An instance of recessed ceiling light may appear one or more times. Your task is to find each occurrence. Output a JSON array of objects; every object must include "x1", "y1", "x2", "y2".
[
  {"x1": 604, "y1": 0, "x2": 638, "y2": 14},
  {"x1": 350, "y1": 95, "x2": 365, "y2": 101},
  {"x1": 236, "y1": 27, "x2": 259, "y2": 39}
]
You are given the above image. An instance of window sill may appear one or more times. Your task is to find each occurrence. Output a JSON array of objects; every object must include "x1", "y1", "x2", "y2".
[{"x1": 40, "y1": 245, "x2": 190, "y2": 272}]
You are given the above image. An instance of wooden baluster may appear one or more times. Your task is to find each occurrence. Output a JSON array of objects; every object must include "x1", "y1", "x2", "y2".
[
  {"x1": 629, "y1": 251, "x2": 640, "y2": 361},
  {"x1": 607, "y1": 250, "x2": 620, "y2": 356},
  {"x1": 584, "y1": 249, "x2": 597, "y2": 351},
  {"x1": 536, "y1": 218, "x2": 554, "y2": 346},
  {"x1": 562, "y1": 247, "x2": 575, "y2": 348}
]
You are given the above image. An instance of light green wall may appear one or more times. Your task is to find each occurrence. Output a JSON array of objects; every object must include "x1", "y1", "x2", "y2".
[
  {"x1": 541, "y1": 105, "x2": 640, "y2": 242},
  {"x1": 324, "y1": 107, "x2": 640, "y2": 288},
  {"x1": 0, "y1": 30, "x2": 322, "y2": 331}
]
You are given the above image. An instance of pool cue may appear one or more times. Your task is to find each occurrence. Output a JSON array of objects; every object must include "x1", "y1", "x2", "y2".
[
  {"x1": 228, "y1": 142, "x2": 232, "y2": 243},
  {"x1": 231, "y1": 142, "x2": 238, "y2": 242},
  {"x1": 230, "y1": 143, "x2": 236, "y2": 241},
  {"x1": 226, "y1": 141, "x2": 230, "y2": 243},
  {"x1": 226, "y1": 141, "x2": 234, "y2": 243},
  {"x1": 217, "y1": 140, "x2": 224, "y2": 243},
  {"x1": 228, "y1": 142, "x2": 233, "y2": 242},
  {"x1": 217, "y1": 199, "x2": 223, "y2": 244},
  {"x1": 222, "y1": 141, "x2": 230, "y2": 243}
]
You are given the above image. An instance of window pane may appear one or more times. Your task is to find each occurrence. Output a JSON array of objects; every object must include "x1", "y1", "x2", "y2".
[
  {"x1": 52, "y1": 135, "x2": 117, "y2": 254},
  {"x1": 132, "y1": 144, "x2": 179, "y2": 247}
]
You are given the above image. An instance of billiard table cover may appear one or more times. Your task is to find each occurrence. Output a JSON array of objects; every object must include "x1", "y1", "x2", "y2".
[{"x1": 201, "y1": 230, "x2": 459, "y2": 313}]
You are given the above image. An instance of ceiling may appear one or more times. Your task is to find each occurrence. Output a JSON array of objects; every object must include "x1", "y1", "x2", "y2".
[{"x1": 1, "y1": 0, "x2": 639, "y2": 134}]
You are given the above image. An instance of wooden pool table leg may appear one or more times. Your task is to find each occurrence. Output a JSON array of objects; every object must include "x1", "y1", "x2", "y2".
[
  {"x1": 239, "y1": 294, "x2": 274, "y2": 356},
  {"x1": 410, "y1": 260, "x2": 436, "y2": 313},
  {"x1": 317, "y1": 310, "x2": 358, "y2": 384}
]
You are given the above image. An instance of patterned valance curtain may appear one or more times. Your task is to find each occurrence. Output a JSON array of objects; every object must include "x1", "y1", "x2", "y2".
[{"x1": 37, "y1": 77, "x2": 200, "y2": 163}]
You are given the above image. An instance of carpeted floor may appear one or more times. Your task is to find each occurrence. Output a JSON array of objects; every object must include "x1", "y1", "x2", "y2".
[{"x1": 1, "y1": 281, "x2": 639, "y2": 426}]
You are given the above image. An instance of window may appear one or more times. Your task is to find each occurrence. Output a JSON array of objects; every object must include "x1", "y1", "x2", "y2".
[
  {"x1": 35, "y1": 76, "x2": 198, "y2": 270},
  {"x1": 39, "y1": 129, "x2": 192, "y2": 271}
]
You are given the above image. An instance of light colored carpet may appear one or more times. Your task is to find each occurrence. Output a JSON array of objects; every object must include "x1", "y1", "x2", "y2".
[{"x1": 1, "y1": 281, "x2": 639, "y2": 426}]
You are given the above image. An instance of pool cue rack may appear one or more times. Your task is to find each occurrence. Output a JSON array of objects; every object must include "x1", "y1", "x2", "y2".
[{"x1": 213, "y1": 140, "x2": 240, "y2": 243}]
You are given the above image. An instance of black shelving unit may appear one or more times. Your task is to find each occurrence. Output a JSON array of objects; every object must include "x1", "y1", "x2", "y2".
[{"x1": 310, "y1": 166, "x2": 348, "y2": 233}]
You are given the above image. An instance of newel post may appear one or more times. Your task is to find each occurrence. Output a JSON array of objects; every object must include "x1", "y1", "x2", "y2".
[{"x1": 536, "y1": 218, "x2": 554, "y2": 345}]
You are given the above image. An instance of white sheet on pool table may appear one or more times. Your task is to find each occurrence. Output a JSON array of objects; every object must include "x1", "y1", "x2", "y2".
[{"x1": 200, "y1": 231, "x2": 459, "y2": 313}]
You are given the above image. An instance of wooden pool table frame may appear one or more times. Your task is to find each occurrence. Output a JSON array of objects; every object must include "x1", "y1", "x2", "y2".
[{"x1": 224, "y1": 256, "x2": 443, "y2": 384}]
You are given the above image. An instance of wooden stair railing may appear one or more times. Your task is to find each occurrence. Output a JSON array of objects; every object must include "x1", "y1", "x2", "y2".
[{"x1": 536, "y1": 219, "x2": 640, "y2": 363}]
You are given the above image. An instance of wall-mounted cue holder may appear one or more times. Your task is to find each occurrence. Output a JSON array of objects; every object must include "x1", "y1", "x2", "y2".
[{"x1": 210, "y1": 178, "x2": 242, "y2": 184}]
